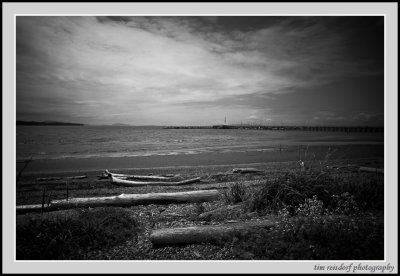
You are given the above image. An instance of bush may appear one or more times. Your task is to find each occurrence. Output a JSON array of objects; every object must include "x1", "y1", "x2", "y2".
[{"x1": 17, "y1": 207, "x2": 140, "y2": 260}]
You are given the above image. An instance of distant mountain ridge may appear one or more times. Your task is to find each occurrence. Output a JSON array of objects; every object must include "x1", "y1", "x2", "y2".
[{"x1": 16, "y1": 121, "x2": 84, "y2": 126}]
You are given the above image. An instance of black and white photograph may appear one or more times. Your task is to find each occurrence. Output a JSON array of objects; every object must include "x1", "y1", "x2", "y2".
[{"x1": 3, "y1": 2, "x2": 398, "y2": 274}]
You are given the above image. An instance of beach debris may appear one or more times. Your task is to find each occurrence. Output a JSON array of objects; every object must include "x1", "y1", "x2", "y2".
[
  {"x1": 359, "y1": 166, "x2": 384, "y2": 174},
  {"x1": 105, "y1": 169, "x2": 201, "y2": 186},
  {"x1": 149, "y1": 220, "x2": 275, "y2": 246},
  {"x1": 36, "y1": 177, "x2": 62, "y2": 181},
  {"x1": 66, "y1": 175, "x2": 87, "y2": 180},
  {"x1": 232, "y1": 168, "x2": 264, "y2": 174},
  {"x1": 16, "y1": 190, "x2": 220, "y2": 214},
  {"x1": 16, "y1": 204, "x2": 46, "y2": 214},
  {"x1": 110, "y1": 175, "x2": 202, "y2": 187},
  {"x1": 36, "y1": 175, "x2": 87, "y2": 181},
  {"x1": 105, "y1": 170, "x2": 179, "y2": 180},
  {"x1": 162, "y1": 174, "x2": 178, "y2": 177}
]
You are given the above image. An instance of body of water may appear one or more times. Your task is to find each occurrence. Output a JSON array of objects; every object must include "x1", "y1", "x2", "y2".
[{"x1": 16, "y1": 126, "x2": 384, "y2": 161}]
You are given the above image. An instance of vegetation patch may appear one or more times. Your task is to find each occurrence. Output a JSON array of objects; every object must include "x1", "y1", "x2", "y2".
[
  {"x1": 228, "y1": 196, "x2": 384, "y2": 260},
  {"x1": 244, "y1": 168, "x2": 383, "y2": 215},
  {"x1": 16, "y1": 207, "x2": 140, "y2": 260},
  {"x1": 215, "y1": 166, "x2": 384, "y2": 260},
  {"x1": 221, "y1": 182, "x2": 249, "y2": 204}
]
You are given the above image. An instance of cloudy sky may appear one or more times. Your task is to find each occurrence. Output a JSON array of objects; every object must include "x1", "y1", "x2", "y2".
[{"x1": 16, "y1": 16, "x2": 384, "y2": 126}]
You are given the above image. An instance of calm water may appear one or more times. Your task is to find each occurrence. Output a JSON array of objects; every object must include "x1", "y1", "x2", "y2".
[{"x1": 16, "y1": 126, "x2": 384, "y2": 160}]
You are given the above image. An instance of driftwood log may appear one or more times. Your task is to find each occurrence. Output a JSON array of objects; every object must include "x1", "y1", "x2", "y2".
[
  {"x1": 105, "y1": 170, "x2": 179, "y2": 180},
  {"x1": 232, "y1": 168, "x2": 264, "y2": 174},
  {"x1": 110, "y1": 175, "x2": 201, "y2": 187},
  {"x1": 66, "y1": 175, "x2": 87, "y2": 180},
  {"x1": 16, "y1": 190, "x2": 220, "y2": 214},
  {"x1": 150, "y1": 220, "x2": 276, "y2": 246},
  {"x1": 359, "y1": 167, "x2": 384, "y2": 174}
]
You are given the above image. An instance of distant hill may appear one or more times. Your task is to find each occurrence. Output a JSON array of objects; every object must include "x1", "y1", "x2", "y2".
[
  {"x1": 16, "y1": 121, "x2": 84, "y2": 126},
  {"x1": 111, "y1": 123, "x2": 131, "y2": 126}
]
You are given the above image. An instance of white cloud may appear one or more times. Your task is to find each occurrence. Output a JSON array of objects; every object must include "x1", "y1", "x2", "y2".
[{"x1": 16, "y1": 16, "x2": 383, "y2": 125}]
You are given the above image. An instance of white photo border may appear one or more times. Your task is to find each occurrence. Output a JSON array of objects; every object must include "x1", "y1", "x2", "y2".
[{"x1": 3, "y1": 2, "x2": 398, "y2": 274}]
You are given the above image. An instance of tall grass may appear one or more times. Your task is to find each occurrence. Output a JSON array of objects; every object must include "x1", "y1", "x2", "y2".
[
  {"x1": 221, "y1": 182, "x2": 249, "y2": 204},
  {"x1": 243, "y1": 165, "x2": 383, "y2": 215}
]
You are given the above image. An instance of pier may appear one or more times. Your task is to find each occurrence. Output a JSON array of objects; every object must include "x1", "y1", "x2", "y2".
[{"x1": 164, "y1": 125, "x2": 384, "y2": 133}]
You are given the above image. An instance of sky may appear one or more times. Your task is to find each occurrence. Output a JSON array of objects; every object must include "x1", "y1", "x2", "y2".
[{"x1": 16, "y1": 16, "x2": 384, "y2": 126}]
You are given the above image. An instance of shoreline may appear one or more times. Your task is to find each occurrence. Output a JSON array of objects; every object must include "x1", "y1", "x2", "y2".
[
  {"x1": 16, "y1": 140, "x2": 384, "y2": 162},
  {"x1": 16, "y1": 144, "x2": 384, "y2": 175}
]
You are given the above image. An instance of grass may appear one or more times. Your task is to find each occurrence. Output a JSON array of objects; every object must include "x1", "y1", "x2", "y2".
[
  {"x1": 219, "y1": 163, "x2": 384, "y2": 260},
  {"x1": 220, "y1": 182, "x2": 249, "y2": 204},
  {"x1": 16, "y1": 207, "x2": 140, "y2": 260},
  {"x1": 239, "y1": 167, "x2": 384, "y2": 215},
  {"x1": 228, "y1": 199, "x2": 384, "y2": 260}
]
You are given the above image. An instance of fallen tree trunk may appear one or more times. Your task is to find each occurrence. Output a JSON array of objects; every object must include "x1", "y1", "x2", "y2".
[
  {"x1": 150, "y1": 220, "x2": 276, "y2": 246},
  {"x1": 359, "y1": 167, "x2": 384, "y2": 174},
  {"x1": 105, "y1": 170, "x2": 179, "y2": 180},
  {"x1": 16, "y1": 190, "x2": 220, "y2": 214},
  {"x1": 110, "y1": 175, "x2": 201, "y2": 187},
  {"x1": 232, "y1": 168, "x2": 264, "y2": 174},
  {"x1": 16, "y1": 204, "x2": 46, "y2": 213}
]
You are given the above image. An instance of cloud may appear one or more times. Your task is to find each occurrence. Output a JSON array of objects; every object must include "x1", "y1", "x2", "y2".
[
  {"x1": 352, "y1": 112, "x2": 372, "y2": 121},
  {"x1": 248, "y1": 115, "x2": 259, "y2": 120},
  {"x1": 352, "y1": 112, "x2": 383, "y2": 125},
  {"x1": 16, "y1": 16, "x2": 384, "y2": 125}
]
